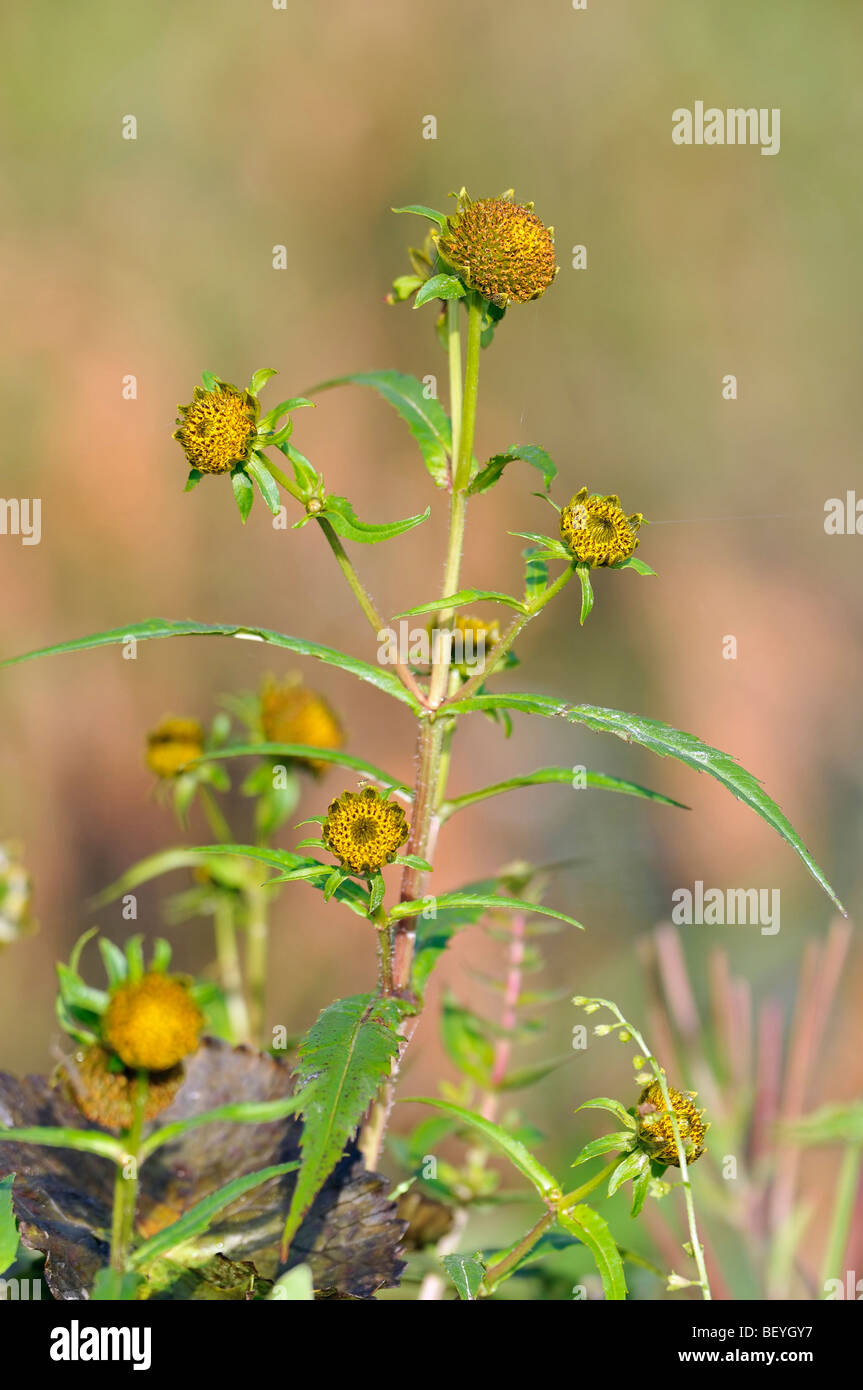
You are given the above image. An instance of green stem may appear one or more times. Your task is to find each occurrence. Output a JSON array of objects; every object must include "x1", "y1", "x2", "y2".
[
  {"x1": 214, "y1": 896, "x2": 250, "y2": 1044},
  {"x1": 482, "y1": 1210, "x2": 555, "y2": 1293},
  {"x1": 244, "y1": 880, "x2": 269, "y2": 1048},
  {"x1": 110, "y1": 1071, "x2": 148, "y2": 1275},
  {"x1": 820, "y1": 1143, "x2": 862, "y2": 1293},
  {"x1": 263, "y1": 457, "x2": 306, "y2": 504},
  {"x1": 199, "y1": 785, "x2": 233, "y2": 844}
]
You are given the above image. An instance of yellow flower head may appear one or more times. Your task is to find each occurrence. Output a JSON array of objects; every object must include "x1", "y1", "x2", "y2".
[
  {"x1": 174, "y1": 381, "x2": 258, "y2": 475},
  {"x1": 635, "y1": 1081, "x2": 707, "y2": 1166},
  {"x1": 453, "y1": 615, "x2": 501, "y2": 669},
  {"x1": 560, "y1": 488, "x2": 643, "y2": 567},
  {"x1": 59, "y1": 1044, "x2": 183, "y2": 1130},
  {"x1": 103, "y1": 973, "x2": 202, "y2": 1072},
  {"x1": 323, "y1": 787, "x2": 409, "y2": 876},
  {"x1": 259, "y1": 677, "x2": 344, "y2": 775},
  {"x1": 145, "y1": 717, "x2": 205, "y2": 780},
  {"x1": 437, "y1": 192, "x2": 558, "y2": 307}
]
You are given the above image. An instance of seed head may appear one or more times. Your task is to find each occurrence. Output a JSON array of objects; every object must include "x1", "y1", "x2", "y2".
[
  {"x1": 635, "y1": 1081, "x2": 707, "y2": 1166},
  {"x1": 323, "y1": 787, "x2": 409, "y2": 876},
  {"x1": 174, "y1": 381, "x2": 257, "y2": 474},
  {"x1": 560, "y1": 488, "x2": 643, "y2": 567},
  {"x1": 58, "y1": 1044, "x2": 183, "y2": 1130},
  {"x1": 438, "y1": 193, "x2": 558, "y2": 307}
]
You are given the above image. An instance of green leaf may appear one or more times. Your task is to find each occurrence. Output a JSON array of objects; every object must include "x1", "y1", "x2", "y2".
[
  {"x1": 0, "y1": 1174, "x2": 18, "y2": 1276},
  {"x1": 439, "y1": 765, "x2": 686, "y2": 820},
  {"x1": 391, "y1": 203, "x2": 448, "y2": 230},
  {"x1": 444, "y1": 694, "x2": 844, "y2": 912},
  {"x1": 572, "y1": 1133, "x2": 636, "y2": 1167},
  {"x1": 441, "y1": 1252, "x2": 485, "y2": 1300},
  {"x1": 577, "y1": 563, "x2": 594, "y2": 625},
  {"x1": 201, "y1": 370, "x2": 219, "y2": 391},
  {"x1": 185, "y1": 468, "x2": 204, "y2": 492},
  {"x1": 508, "y1": 531, "x2": 572, "y2": 561},
  {"x1": 441, "y1": 995, "x2": 495, "y2": 1086},
  {"x1": 523, "y1": 547, "x2": 548, "y2": 604},
  {"x1": 630, "y1": 1164, "x2": 651, "y2": 1217},
  {"x1": 202, "y1": 741, "x2": 405, "y2": 790},
  {"x1": 469, "y1": 445, "x2": 557, "y2": 496},
  {"x1": 192, "y1": 845, "x2": 371, "y2": 916},
  {"x1": 231, "y1": 469, "x2": 254, "y2": 523},
  {"x1": 249, "y1": 367, "x2": 278, "y2": 395},
  {"x1": 245, "y1": 455, "x2": 282, "y2": 515},
  {"x1": 321, "y1": 495, "x2": 430, "y2": 544},
  {"x1": 278, "y1": 441, "x2": 321, "y2": 495},
  {"x1": 390, "y1": 274, "x2": 424, "y2": 302},
  {"x1": 613, "y1": 555, "x2": 656, "y2": 576},
  {"x1": 782, "y1": 1103, "x2": 863, "y2": 1146},
  {"x1": 414, "y1": 273, "x2": 466, "y2": 308},
  {"x1": 306, "y1": 370, "x2": 454, "y2": 489},
  {"x1": 575, "y1": 1098, "x2": 637, "y2": 1131},
  {"x1": 0, "y1": 618, "x2": 420, "y2": 710},
  {"x1": 131, "y1": 1162, "x2": 299, "y2": 1270},
  {"x1": 607, "y1": 1150, "x2": 649, "y2": 1198},
  {"x1": 98, "y1": 937, "x2": 128, "y2": 990},
  {"x1": 556, "y1": 1203, "x2": 627, "y2": 1300},
  {"x1": 402, "y1": 1098, "x2": 561, "y2": 1200},
  {"x1": 282, "y1": 994, "x2": 405, "y2": 1254},
  {"x1": 389, "y1": 892, "x2": 583, "y2": 931},
  {"x1": 258, "y1": 395, "x2": 313, "y2": 432},
  {"x1": 139, "y1": 1090, "x2": 312, "y2": 1162},
  {"x1": 395, "y1": 588, "x2": 526, "y2": 618},
  {"x1": 0, "y1": 1126, "x2": 124, "y2": 1163}
]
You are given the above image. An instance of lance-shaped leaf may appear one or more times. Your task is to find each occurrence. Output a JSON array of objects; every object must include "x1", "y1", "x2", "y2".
[
  {"x1": 391, "y1": 203, "x2": 448, "y2": 230},
  {"x1": 0, "y1": 618, "x2": 420, "y2": 710},
  {"x1": 389, "y1": 892, "x2": 583, "y2": 931},
  {"x1": 305, "y1": 370, "x2": 454, "y2": 489},
  {"x1": 414, "y1": 274, "x2": 466, "y2": 308},
  {"x1": 469, "y1": 445, "x2": 557, "y2": 496},
  {"x1": 572, "y1": 1132, "x2": 636, "y2": 1167},
  {"x1": 395, "y1": 588, "x2": 527, "y2": 618},
  {"x1": 193, "y1": 741, "x2": 406, "y2": 792},
  {"x1": 577, "y1": 563, "x2": 594, "y2": 626},
  {"x1": 282, "y1": 995, "x2": 406, "y2": 1256},
  {"x1": 556, "y1": 1202, "x2": 627, "y2": 1300},
  {"x1": 444, "y1": 693, "x2": 845, "y2": 913},
  {"x1": 439, "y1": 765, "x2": 686, "y2": 821},
  {"x1": 402, "y1": 1098, "x2": 561, "y2": 1201},
  {"x1": 320, "y1": 495, "x2": 431, "y2": 544}
]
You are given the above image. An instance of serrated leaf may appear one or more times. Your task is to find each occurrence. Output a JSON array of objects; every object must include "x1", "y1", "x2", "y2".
[
  {"x1": 441, "y1": 1252, "x2": 485, "y2": 1300},
  {"x1": 321, "y1": 495, "x2": 430, "y2": 544},
  {"x1": 444, "y1": 694, "x2": 844, "y2": 912},
  {"x1": 391, "y1": 203, "x2": 448, "y2": 230},
  {"x1": 414, "y1": 273, "x2": 466, "y2": 308},
  {"x1": 395, "y1": 588, "x2": 526, "y2": 618},
  {"x1": 556, "y1": 1203, "x2": 627, "y2": 1300},
  {"x1": 282, "y1": 994, "x2": 405, "y2": 1254},
  {"x1": 402, "y1": 1098, "x2": 560, "y2": 1200},
  {"x1": 469, "y1": 445, "x2": 557, "y2": 496},
  {"x1": 440, "y1": 765, "x2": 686, "y2": 820},
  {"x1": 0, "y1": 618, "x2": 420, "y2": 710},
  {"x1": 306, "y1": 370, "x2": 454, "y2": 489},
  {"x1": 231, "y1": 469, "x2": 254, "y2": 523}
]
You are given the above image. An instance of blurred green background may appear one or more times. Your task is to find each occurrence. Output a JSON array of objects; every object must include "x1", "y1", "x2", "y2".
[{"x1": 1, "y1": 0, "x2": 861, "y2": 1296}]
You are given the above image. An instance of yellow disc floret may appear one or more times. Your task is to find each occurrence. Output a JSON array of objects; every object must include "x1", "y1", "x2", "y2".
[
  {"x1": 560, "y1": 488, "x2": 643, "y2": 567},
  {"x1": 635, "y1": 1081, "x2": 707, "y2": 1166},
  {"x1": 323, "y1": 787, "x2": 409, "y2": 876},
  {"x1": 174, "y1": 381, "x2": 257, "y2": 474},
  {"x1": 145, "y1": 717, "x2": 205, "y2": 779},
  {"x1": 259, "y1": 678, "x2": 344, "y2": 775},
  {"x1": 438, "y1": 193, "x2": 558, "y2": 306},
  {"x1": 104, "y1": 973, "x2": 203, "y2": 1072}
]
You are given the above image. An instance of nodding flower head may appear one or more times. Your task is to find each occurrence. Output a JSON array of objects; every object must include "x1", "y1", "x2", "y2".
[
  {"x1": 560, "y1": 488, "x2": 644, "y2": 567},
  {"x1": 259, "y1": 678, "x2": 344, "y2": 775},
  {"x1": 145, "y1": 717, "x2": 205, "y2": 780},
  {"x1": 58, "y1": 1044, "x2": 184, "y2": 1131},
  {"x1": 635, "y1": 1080, "x2": 707, "y2": 1166},
  {"x1": 323, "y1": 787, "x2": 409, "y2": 876},
  {"x1": 437, "y1": 190, "x2": 558, "y2": 307},
  {"x1": 174, "y1": 380, "x2": 258, "y2": 475},
  {"x1": 103, "y1": 972, "x2": 203, "y2": 1073}
]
